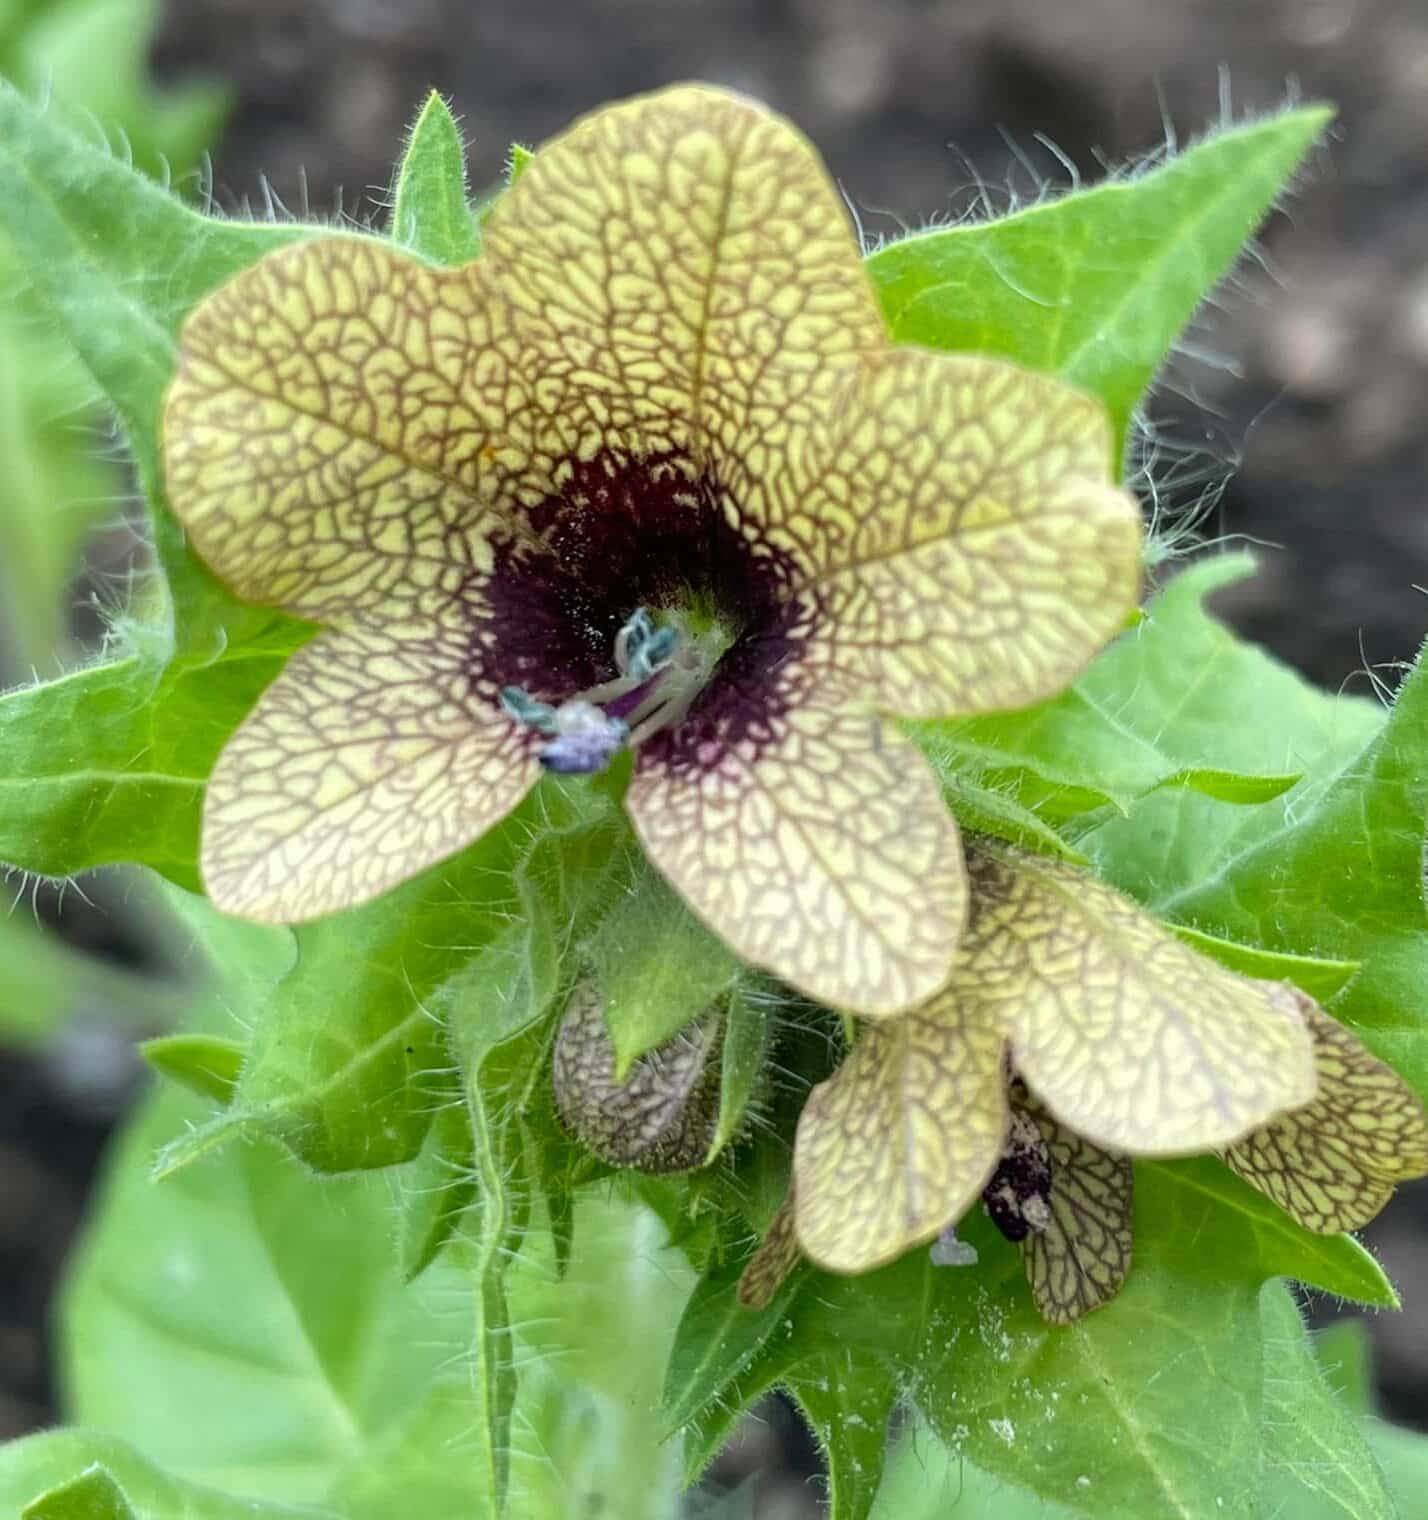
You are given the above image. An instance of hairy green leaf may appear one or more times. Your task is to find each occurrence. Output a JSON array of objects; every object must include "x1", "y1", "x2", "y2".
[
  {"x1": 21, "y1": 1465, "x2": 134, "y2": 1520},
  {"x1": 389, "y1": 91, "x2": 480, "y2": 265},
  {"x1": 1259, "y1": 1282, "x2": 1395, "y2": 1519},
  {"x1": 866, "y1": 107, "x2": 1331, "y2": 461},
  {"x1": 662, "y1": 1256, "x2": 805, "y2": 1442},
  {"x1": 62, "y1": 1090, "x2": 480, "y2": 1508},
  {"x1": 1144, "y1": 1157, "x2": 1397, "y2": 1309},
  {"x1": 1129, "y1": 644, "x2": 1428, "y2": 1101},
  {"x1": 788, "y1": 1356, "x2": 898, "y2": 1520},
  {"x1": 0, "y1": 323, "x2": 112, "y2": 674},
  {"x1": 1, "y1": 0, "x2": 226, "y2": 186},
  {"x1": 140, "y1": 1034, "x2": 244, "y2": 1103},
  {"x1": 0, "y1": 1431, "x2": 322, "y2": 1520},
  {"x1": 915, "y1": 555, "x2": 1368, "y2": 824},
  {"x1": 505, "y1": 1192, "x2": 693, "y2": 1517},
  {"x1": 395, "y1": 1096, "x2": 475, "y2": 1283},
  {"x1": 675, "y1": 1146, "x2": 1394, "y2": 1517},
  {"x1": 706, "y1": 983, "x2": 772, "y2": 1162},
  {"x1": 589, "y1": 857, "x2": 744, "y2": 1078},
  {"x1": 1167, "y1": 926, "x2": 1360, "y2": 1003},
  {"x1": 941, "y1": 774, "x2": 1088, "y2": 862},
  {"x1": 0, "y1": 618, "x2": 312, "y2": 889},
  {"x1": 0, "y1": 0, "x2": 227, "y2": 673},
  {"x1": 0, "y1": 82, "x2": 320, "y2": 648}
]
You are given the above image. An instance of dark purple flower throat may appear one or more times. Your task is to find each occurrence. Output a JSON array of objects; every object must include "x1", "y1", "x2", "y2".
[{"x1": 476, "y1": 450, "x2": 808, "y2": 774}]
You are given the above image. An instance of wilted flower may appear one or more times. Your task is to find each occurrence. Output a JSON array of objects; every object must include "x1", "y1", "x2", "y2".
[
  {"x1": 162, "y1": 86, "x2": 1142, "y2": 1017},
  {"x1": 740, "y1": 843, "x2": 1428, "y2": 1321}
]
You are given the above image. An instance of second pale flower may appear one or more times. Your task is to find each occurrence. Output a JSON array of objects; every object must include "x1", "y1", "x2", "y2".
[{"x1": 162, "y1": 85, "x2": 1141, "y2": 1016}]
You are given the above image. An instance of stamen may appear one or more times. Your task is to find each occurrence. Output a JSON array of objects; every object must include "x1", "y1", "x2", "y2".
[
  {"x1": 614, "y1": 607, "x2": 655, "y2": 677},
  {"x1": 499, "y1": 686, "x2": 559, "y2": 734},
  {"x1": 499, "y1": 605, "x2": 731, "y2": 775},
  {"x1": 629, "y1": 624, "x2": 677, "y2": 681}
]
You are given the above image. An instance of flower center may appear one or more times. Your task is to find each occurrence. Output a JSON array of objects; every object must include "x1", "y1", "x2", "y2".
[
  {"x1": 500, "y1": 605, "x2": 735, "y2": 774},
  {"x1": 475, "y1": 450, "x2": 809, "y2": 777}
]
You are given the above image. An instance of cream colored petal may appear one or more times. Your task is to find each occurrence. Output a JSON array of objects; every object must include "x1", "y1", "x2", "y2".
[
  {"x1": 165, "y1": 236, "x2": 544, "y2": 623},
  {"x1": 1015, "y1": 1087, "x2": 1134, "y2": 1325},
  {"x1": 1223, "y1": 993, "x2": 1428, "y2": 1233},
  {"x1": 968, "y1": 845, "x2": 1317, "y2": 1153},
  {"x1": 788, "y1": 351, "x2": 1142, "y2": 716},
  {"x1": 625, "y1": 681, "x2": 966, "y2": 1019},
  {"x1": 202, "y1": 621, "x2": 537, "y2": 921},
  {"x1": 483, "y1": 84, "x2": 886, "y2": 504},
  {"x1": 793, "y1": 989, "x2": 1009, "y2": 1274}
]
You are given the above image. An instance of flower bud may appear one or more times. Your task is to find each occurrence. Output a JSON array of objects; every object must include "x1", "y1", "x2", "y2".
[{"x1": 552, "y1": 976, "x2": 723, "y2": 1173}]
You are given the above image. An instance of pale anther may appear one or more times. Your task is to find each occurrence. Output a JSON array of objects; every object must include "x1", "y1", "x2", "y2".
[{"x1": 929, "y1": 1223, "x2": 979, "y2": 1267}]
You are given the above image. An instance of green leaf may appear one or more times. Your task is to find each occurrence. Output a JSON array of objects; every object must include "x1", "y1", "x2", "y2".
[
  {"x1": 395, "y1": 1097, "x2": 475, "y2": 1282},
  {"x1": 903, "y1": 1227, "x2": 1264, "y2": 1517},
  {"x1": 706, "y1": 983, "x2": 772, "y2": 1161},
  {"x1": 1134, "y1": 643, "x2": 1428, "y2": 1101},
  {"x1": 423, "y1": 806, "x2": 640, "y2": 1509},
  {"x1": 0, "y1": 81, "x2": 321, "y2": 649},
  {"x1": 0, "y1": 617, "x2": 312, "y2": 889},
  {"x1": 943, "y1": 774, "x2": 1088, "y2": 863},
  {"x1": 0, "y1": 318, "x2": 113, "y2": 673},
  {"x1": 866, "y1": 107, "x2": 1332, "y2": 461},
  {"x1": 389, "y1": 91, "x2": 480, "y2": 266},
  {"x1": 0, "y1": 1432, "x2": 323, "y2": 1519},
  {"x1": 788, "y1": 1356, "x2": 898, "y2": 1520},
  {"x1": 1144, "y1": 1156, "x2": 1398, "y2": 1309},
  {"x1": 1168, "y1": 925, "x2": 1361, "y2": 1004},
  {"x1": 22, "y1": 1466, "x2": 134, "y2": 1520},
  {"x1": 2, "y1": 0, "x2": 227, "y2": 186},
  {"x1": 61, "y1": 1082, "x2": 698, "y2": 1519},
  {"x1": 705, "y1": 1141, "x2": 1392, "y2": 1519},
  {"x1": 875, "y1": 1299, "x2": 1401, "y2": 1520},
  {"x1": 504, "y1": 1190, "x2": 694, "y2": 1517},
  {"x1": 590, "y1": 858, "x2": 744, "y2": 1078},
  {"x1": 61, "y1": 1089, "x2": 480, "y2": 1508},
  {"x1": 1078, "y1": 555, "x2": 1385, "y2": 898},
  {"x1": 913, "y1": 555, "x2": 1364, "y2": 825},
  {"x1": 1258, "y1": 1282, "x2": 1395, "y2": 1519},
  {"x1": 662, "y1": 1256, "x2": 806, "y2": 1441},
  {"x1": 212, "y1": 784, "x2": 620, "y2": 1174},
  {"x1": 506, "y1": 143, "x2": 534, "y2": 184},
  {"x1": 1314, "y1": 1318, "x2": 1376, "y2": 1417},
  {"x1": 140, "y1": 1034, "x2": 244, "y2": 1103},
  {"x1": 1367, "y1": 1419, "x2": 1428, "y2": 1516}
]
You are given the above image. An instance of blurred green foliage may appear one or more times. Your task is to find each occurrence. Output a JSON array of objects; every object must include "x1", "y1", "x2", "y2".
[{"x1": 0, "y1": 0, "x2": 225, "y2": 675}]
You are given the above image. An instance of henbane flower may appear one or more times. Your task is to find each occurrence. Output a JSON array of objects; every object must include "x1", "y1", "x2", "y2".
[
  {"x1": 748, "y1": 842, "x2": 1428, "y2": 1321},
  {"x1": 161, "y1": 85, "x2": 1141, "y2": 1016}
]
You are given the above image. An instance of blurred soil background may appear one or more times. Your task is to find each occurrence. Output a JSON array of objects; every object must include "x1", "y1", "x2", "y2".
[{"x1": 6, "y1": 0, "x2": 1428, "y2": 1511}]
